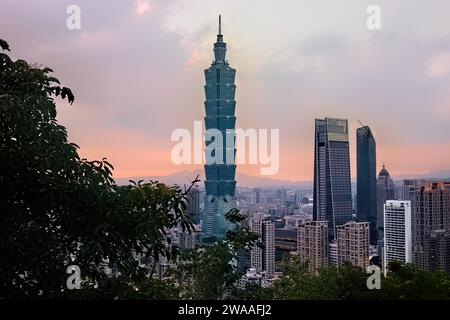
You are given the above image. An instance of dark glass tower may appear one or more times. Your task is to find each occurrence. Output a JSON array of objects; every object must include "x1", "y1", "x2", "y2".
[
  {"x1": 187, "y1": 186, "x2": 201, "y2": 224},
  {"x1": 313, "y1": 118, "x2": 353, "y2": 240},
  {"x1": 202, "y1": 16, "x2": 237, "y2": 242},
  {"x1": 375, "y1": 164, "x2": 395, "y2": 259},
  {"x1": 376, "y1": 165, "x2": 395, "y2": 242},
  {"x1": 356, "y1": 125, "x2": 377, "y2": 244}
]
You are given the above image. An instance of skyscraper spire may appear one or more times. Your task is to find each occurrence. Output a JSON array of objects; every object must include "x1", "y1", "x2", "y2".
[
  {"x1": 217, "y1": 14, "x2": 223, "y2": 43},
  {"x1": 214, "y1": 15, "x2": 226, "y2": 61}
]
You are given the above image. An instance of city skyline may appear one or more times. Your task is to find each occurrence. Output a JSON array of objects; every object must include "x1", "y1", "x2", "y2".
[{"x1": 1, "y1": 0, "x2": 450, "y2": 181}]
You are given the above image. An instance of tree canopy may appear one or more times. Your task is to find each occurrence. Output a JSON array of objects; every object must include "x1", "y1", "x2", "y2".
[{"x1": 0, "y1": 39, "x2": 193, "y2": 298}]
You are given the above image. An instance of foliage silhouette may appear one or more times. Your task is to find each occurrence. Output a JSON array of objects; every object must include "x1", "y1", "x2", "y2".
[{"x1": 0, "y1": 39, "x2": 193, "y2": 299}]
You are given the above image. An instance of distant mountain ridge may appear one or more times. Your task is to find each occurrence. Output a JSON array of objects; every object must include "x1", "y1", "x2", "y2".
[
  {"x1": 115, "y1": 170, "x2": 312, "y2": 188},
  {"x1": 115, "y1": 169, "x2": 450, "y2": 188},
  {"x1": 390, "y1": 170, "x2": 450, "y2": 181}
]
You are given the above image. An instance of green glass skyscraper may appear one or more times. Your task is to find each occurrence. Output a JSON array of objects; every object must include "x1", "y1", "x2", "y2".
[{"x1": 202, "y1": 16, "x2": 237, "y2": 242}]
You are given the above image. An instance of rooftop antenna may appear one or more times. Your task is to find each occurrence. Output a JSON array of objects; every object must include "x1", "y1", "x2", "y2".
[
  {"x1": 357, "y1": 119, "x2": 365, "y2": 127},
  {"x1": 218, "y1": 14, "x2": 222, "y2": 35}
]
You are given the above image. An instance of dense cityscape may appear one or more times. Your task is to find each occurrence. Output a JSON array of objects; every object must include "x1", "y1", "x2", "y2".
[{"x1": 157, "y1": 17, "x2": 450, "y2": 289}]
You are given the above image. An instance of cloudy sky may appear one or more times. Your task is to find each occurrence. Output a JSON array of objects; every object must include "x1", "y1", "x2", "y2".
[{"x1": 1, "y1": 0, "x2": 450, "y2": 181}]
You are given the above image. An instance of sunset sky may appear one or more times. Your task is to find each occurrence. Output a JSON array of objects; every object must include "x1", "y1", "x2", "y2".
[{"x1": 1, "y1": 0, "x2": 450, "y2": 181}]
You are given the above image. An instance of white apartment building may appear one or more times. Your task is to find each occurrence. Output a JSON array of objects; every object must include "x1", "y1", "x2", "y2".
[{"x1": 383, "y1": 200, "x2": 412, "y2": 275}]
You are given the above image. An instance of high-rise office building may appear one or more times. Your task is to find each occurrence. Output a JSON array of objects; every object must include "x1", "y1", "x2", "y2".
[
  {"x1": 429, "y1": 230, "x2": 450, "y2": 273},
  {"x1": 250, "y1": 215, "x2": 275, "y2": 278},
  {"x1": 412, "y1": 182, "x2": 450, "y2": 272},
  {"x1": 297, "y1": 221, "x2": 329, "y2": 273},
  {"x1": 276, "y1": 188, "x2": 288, "y2": 202},
  {"x1": 187, "y1": 186, "x2": 201, "y2": 223},
  {"x1": 254, "y1": 188, "x2": 261, "y2": 204},
  {"x1": 336, "y1": 221, "x2": 370, "y2": 268},
  {"x1": 313, "y1": 118, "x2": 353, "y2": 240},
  {"x1": 202, "y1": 16, "x2": 237, "y2": 242},
  {"x1": 376, "y1": 165, "x2": 395, "y2": 245},
  {"x1": 397, "y1": 179, "x2": 426, "y2": 201},
  {"x1": 383, "y1": 200, "x2": 412, "y2": 274},
  {"x1": 356, "y1": 126, "x2": 377, "y2": 244}
]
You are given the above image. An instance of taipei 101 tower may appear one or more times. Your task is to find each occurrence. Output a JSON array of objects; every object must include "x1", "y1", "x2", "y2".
[{"x1": 202, "y1": 15, "x2": 237, "y2": 242}]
